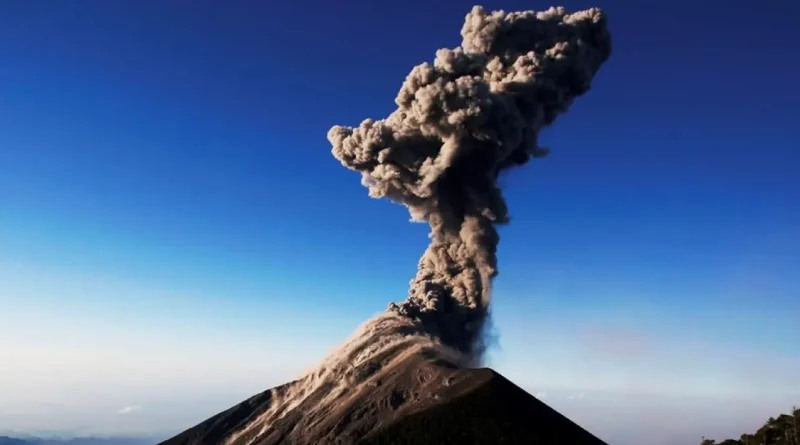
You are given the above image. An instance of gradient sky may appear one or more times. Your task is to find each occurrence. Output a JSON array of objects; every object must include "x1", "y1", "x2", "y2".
[{"x1": 0, "y1": 0, "x2": 798, "y2": 443}]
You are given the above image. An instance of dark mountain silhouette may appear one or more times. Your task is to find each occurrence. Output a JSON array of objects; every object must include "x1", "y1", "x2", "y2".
[
  {"x1": 160, "y1": 357, "x2": 608, "y2": 445},
  {"x1": 0, "y1": 438, "x2": 29, "y2": 445},
  {"x1": 701, "y1": 407, "x2": 799, "y2": 445}
]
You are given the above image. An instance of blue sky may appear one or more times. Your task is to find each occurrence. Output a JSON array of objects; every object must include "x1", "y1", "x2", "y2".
[{"x1": 0, "y1": 0, "x2": 798, "y2": 443}]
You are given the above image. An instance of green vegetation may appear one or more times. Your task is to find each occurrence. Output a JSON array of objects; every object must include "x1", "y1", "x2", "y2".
[{"x1": 701, "y1": 407, "x2": 799, "y2": 445}]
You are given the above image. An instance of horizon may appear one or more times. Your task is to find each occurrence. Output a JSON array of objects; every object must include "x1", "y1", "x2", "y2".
[{"x1": 1, "y1": 1, "x2": 798, "y2": 444}]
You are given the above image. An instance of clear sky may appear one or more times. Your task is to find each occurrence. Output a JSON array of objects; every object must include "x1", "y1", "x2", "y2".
[{"x1": 0, "y1": 0, "x2": 798, "y2": 443}]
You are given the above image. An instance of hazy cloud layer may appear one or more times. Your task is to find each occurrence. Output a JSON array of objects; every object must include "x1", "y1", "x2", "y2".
[{"x1": 116, "y1": 405, "x2": 142, "y2": 415}]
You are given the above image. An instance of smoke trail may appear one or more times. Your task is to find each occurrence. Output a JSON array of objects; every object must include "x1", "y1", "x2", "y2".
[
  {"x1": 329, "y1": 5, "x2": 611, "y2": 357},
  {"x1": 226, "y1": 6, "x2": 611, "y2": 444}
]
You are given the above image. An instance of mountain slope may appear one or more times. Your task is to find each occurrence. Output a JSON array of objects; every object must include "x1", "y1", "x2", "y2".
[
  {"x1": 160, "y1": 357, "x2": 607, "y2": 445},
  {"x1": 361, "y1": 368, "x2": 604, "y2": 445}
]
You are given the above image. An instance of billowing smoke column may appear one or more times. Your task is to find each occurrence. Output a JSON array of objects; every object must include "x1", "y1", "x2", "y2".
[
  {"x1": 224, "y1": 7, "x2": 610, "y2": 443},
  {"x1": 329, "y1": 5, "x2": 611, "y2": 358}
]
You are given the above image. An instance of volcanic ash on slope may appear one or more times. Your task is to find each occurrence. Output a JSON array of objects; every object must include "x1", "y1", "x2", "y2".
[{"x1": 181, "y1": 5, "x2": 611, "y2": 445}]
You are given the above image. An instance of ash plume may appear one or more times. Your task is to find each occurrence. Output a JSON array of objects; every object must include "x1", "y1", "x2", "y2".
[
  {"x1": 329, "y1": 5, "x2": 611, "y2": 357},
  {"x1": 226, "y1": 6, "x2": 611, "y2": 444}
]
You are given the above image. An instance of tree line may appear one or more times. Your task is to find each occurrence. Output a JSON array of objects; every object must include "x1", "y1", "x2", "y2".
[{"x1": 701, "y1": 407, "x2": 799, "y2": 445}]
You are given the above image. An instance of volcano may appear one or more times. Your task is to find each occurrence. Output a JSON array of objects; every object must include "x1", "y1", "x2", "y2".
[
  {"x1": 159, "y1": 356, "x2": 607, "y2": 445},
  {"x1": 161, "y1": 4, "x2": 612, "y2": 444}
]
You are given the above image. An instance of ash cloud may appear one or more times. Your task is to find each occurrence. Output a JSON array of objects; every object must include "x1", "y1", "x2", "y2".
[{"x1": 329, "y1": 5, "x2": 611, "y2": 358}]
